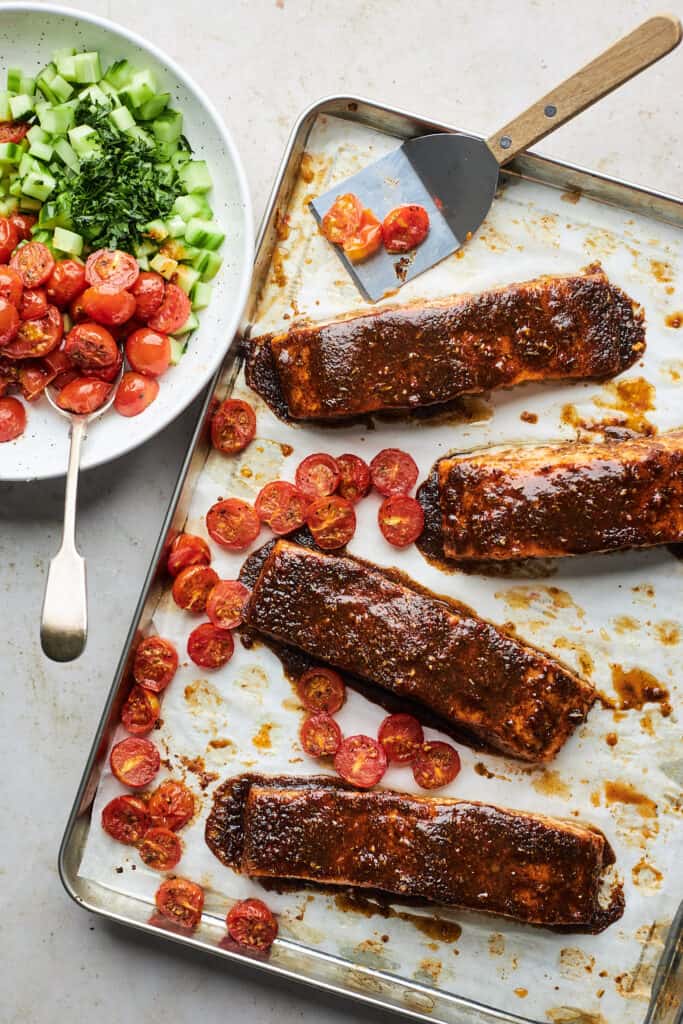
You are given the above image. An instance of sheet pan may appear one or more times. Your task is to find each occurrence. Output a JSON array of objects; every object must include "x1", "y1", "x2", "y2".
[{"x1": 61, "y1": 96, "x2": 683, "y2": 1024}]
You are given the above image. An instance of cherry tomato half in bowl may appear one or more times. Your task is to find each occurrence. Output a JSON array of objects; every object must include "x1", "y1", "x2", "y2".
[
  {"x1": 0, "y1": 396, "x2": 26, "y2": 441},
  {"x1": 0, "y1": 297, "x2": 19, "y2": 347},
  {"x1": 114, "y1": 372, "x2": 159, "y2": 417},
  {"x1": 64, "y1": 322, "x2": 119, "y2": 372},
  {"x1": 155, "y1": 877, "x2": 204, "y2": 931},
  {"x1": 19, "y1": 288, "x2": 48, "y2": 321},
  {"x1": 133, "y1": 636, "x2": 179, "y2": 692},
  {"x1": 0, "y1": 265, "x2": 23, "y2": 307},
  {"x1": 56, "y1": 377, "x2": 111, "y2": 414},
  {"x1": 9, "y1": 212, "x2": 36, "y2": 240},
  {"x1": 101, "y1": 795, "x2": 151, "y2": 845},
  {"x1": 2, "y1": 305, "x2": 62, "y2": 359},
  {"x1": 86, "y1": 248, "x2": 140, "y2": 290},
  {"x1": 110, "y1": 736, "x2": 161, "y2": 788},
  {"x1": 10, "y1": 241, "x2": 54, "y2": 288},
  {"x1": 130, "y1": 271, "x2": 165, "y2": 320},
  {"x1": 147, "y1": 283, "x2": 190, "y2": 334},
  {"x1": 82, "y1": 285, "x2": 136, "y2": 327},
  {"x1": 0, "y1": 216, "x2": 19, "y2": 263},
  {"x1": 46, "y1": 260, "x2": 86, "y2": 308},
  {"x1": 125, "y1": 328, "x2": 171, "y2": 378}
]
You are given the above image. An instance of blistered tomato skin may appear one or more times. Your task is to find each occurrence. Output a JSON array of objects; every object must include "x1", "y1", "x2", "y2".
[
  {"x1": 114, "y1": 371, "x2": 159, "y2": 417},
  {"x1": 2, "y1": 305, "x2": 63, "y2": 359},
  {"x1": 130, "y1": 271, "x2": 165, "y2": 320},
  {"x1": 10, "y1": 241, "x2": 55, "y2": 288},
  {"x1": 86, "y1": 249, "x2": 140, "y2": 290},
  {"x1": 295, "y1": 453, "x2": 340, "y2": 499},
  {"x1": 382, "y1": 205, "x2": 430, "y2": 254},
  {"x1": 0, "y1": 265, "x2": 23, "y2": 306},
  {"x1": 65, "y1": 322, "x2": 119, "y2": 371},
  {"x1": 56, "y1": 377, "x2": 111, "y2": 414},
  {"x1": 167, "y1": 533, "x2": 211, "y2": 576},
  {"x1": 0, "y1": 217, "x2": 20, "y2": 263},
  {"x1": 255, "y1": 481, "x2": 308, "y2": 536},
  {"x1": 226, "y1": 899, "x2": 278, "y2": 952},
  {"x1": 101, "y1": 795, "x2": 151, "y2": 845},
  {"x1": 300, "y1": 713, "x2": 342, "y2": 758},
  {"x1": 0, "y1": 396, "x2": 26, "y2": 441},
  {"x1": 139, "y1": 827, "x2": 183, "y2": 871},
  {"x1": 46, "y1": 260, "x2": 86, "y2": 308},
  {"x1": 125, "y1": 328, "x2": 171, "y2": 378},
  {"x1": 0, "y1": 296, "x2": 20, "y2": 346},
  {"x1": 211, "y1": 399, "x2": 256, "y2": 454},
  {"x1": 82, "y1": 285, "x2": 136, "y2": 327},
  {"x1": 147, "y1": 283, "x2": 190, "y2": 334},
  {"x1": 19, "y1": 288, "x2": 48, "y2": 321},
  {"x1": 148, "y1": 780, "x2": 195, "y2": 831},
  {"x1": 121, "y1": 685, "x2": 160, "y2": 737},
  {"x1": 155, "y1": 878, "x2": 204, "y2": 930}
]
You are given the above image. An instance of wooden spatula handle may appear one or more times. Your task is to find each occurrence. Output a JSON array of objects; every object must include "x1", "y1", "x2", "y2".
[{"x1": 487, "y1": 15, "x2": 681, "y2": 164}]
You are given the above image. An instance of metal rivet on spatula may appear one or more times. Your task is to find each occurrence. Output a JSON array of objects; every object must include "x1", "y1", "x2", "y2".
[
  {"x1": 544, "y1": 104, "x2": 557, "y2": 117},
  {"x1": 499, "y1": 136, "x2": 512, "y2": 149}
]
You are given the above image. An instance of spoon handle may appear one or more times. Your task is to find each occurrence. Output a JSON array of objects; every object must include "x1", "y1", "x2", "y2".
[{"x1": 40, "y1": 417, "x2": 88, "y2": 662}]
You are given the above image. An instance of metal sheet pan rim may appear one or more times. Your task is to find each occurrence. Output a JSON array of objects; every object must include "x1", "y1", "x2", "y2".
[{"x1": 59, "y1": 92, "x2": 683, "y2": 1024}]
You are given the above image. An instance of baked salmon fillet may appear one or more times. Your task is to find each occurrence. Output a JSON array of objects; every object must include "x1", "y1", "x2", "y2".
[
  {"x1": 244, "y1": 266, "x2": 644, "y2": 420},
  {"x1": 243, "y1": 540, "x2": 595, "y2": 761},
  {"x1": 205, "y1": 773, "x2": 624, "y2": 933},
  {"x1": 438, "y1": 430, "x2": 683, "y2": 560}
]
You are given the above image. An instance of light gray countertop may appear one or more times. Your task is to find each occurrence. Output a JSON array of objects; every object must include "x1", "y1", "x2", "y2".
[{"x1": 3, "y1": 1, "x2": 682, "y2": 1021}]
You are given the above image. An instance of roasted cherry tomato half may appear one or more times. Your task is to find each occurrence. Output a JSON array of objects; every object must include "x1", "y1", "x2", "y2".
[
  {"x1": 114, "y1": 371, "x2": 159, "y2": 417},
  {"x1": 130, "y1": 271, "x2": 165, "y2": 320},
  {"x1": 172, "y1": 564, "x2": 220, "y2": 613},
  {"x1": 0, "y1": 121, "x2": 30, "y2": 143},
  {"x1": 101, "y1": 795, "x2": 151, "y2": 845},
  {"x1": 18, "y1": 364, "x2": 51, "y2": 401},
  {"x1": 320, "y1": 193, "x2": 363, "y2": 245},
  {"x1": 167, "y1": 533, "x2": 211, "y2": 576},
  {"x1": 64, "y1": 322, "x2": 119, "y2": 371},
  {"x1": 295, "y1": 452, "x2": 340, "y2": 499},
  {"x1": 133, "y1": 636, "x2": 179, "y2": 692},
  {"x1": 305, "y1": 495, "x2": 356, "y2": 550},
  {"x1": 255, "y1": 480, "x2": 308, "y2": 535},
  {"x1": 210, "y1": 398, "x2": 257, "y2": 455},
  {"x1": 334, "y1": 735, "x2": 387, "y2": 788},
  {"x1": 382, "y1": 204, "x2": 430, "y2": 254},
  {"x1": 139, "y1": 827, "x2": 183, "y2": 871},
  {"x1": 110, "y1": 736, "x2": 161, "y2": 788},
  {"x1": 226, "y1": 898, "x2": 278, "y2": 952},
  {"x1": 412, "y1": 741, "x2": 461, "y2": 790},
  {"x1": 147, "y1": 282, "x2": 190, "y2": 334},
  {"x1": 0, "y1": 265, "x2": 23, "y2": 306},
  {"x1": 343, "y1": 208, "x2": 382, "y2": 262},
  {"x1": 46, "y1": 259, "x2": 87, "y2": 308},
  {"x1": 9, "y1": 212, "x2": 36, "y2": 241},
  {"x1": 336, "y1": 453, "x2": 371, "y2": 503},
  {"x1": 300, "y1": 712, "x2": 342, "y2": 758},
  {"x1": 82, "y1": 285, "x2": 136, "y2": 326},
  {"x1": 2, "y1": 305, "x2": 62, "y2": 359},
  {"x1": 125, "y1": 327, "x2": 171, "y2": 377},
  {"x1": 0, "y1": 297, "x2": 19, "y2": 347},
  {"x1": 10, "y1": 241, "x2": 55, "y2": 288},
  {"x1": 370, "y1": 448, "x2": 418, "y2": 496},
  {"x1": 187, "y1": 622, "x2": 234, "y2": 669},
  {"x1": 121, "y1": 684, "x2": 161, "y2": 737},
  {"x1": 148, "y1": 780, "x2": 195, "y2": 831},
  {"x1": 0, "y1": 395, "x2": 26, "y2": 441},
  {"x1": 206, "y1": 580, "x2": 250, "y2": 630},
  {"x1": 19, "y1": 288, "x2": 48, "y2": 321},
  {"x1": 155, "y1": 877, "x2": 204, "y2": 930},
  {"x1": 377, "y1": 713, "x2": 424, "y2": 763},
  {"x1": 206, "y1": 498, "x2": 260, "y2": 550},
  {"x1": 378, "y1": 494, "x2": 424, "y2": 547},
  {"x1": 296, "y1": 667, "x2": 346, "y2": 714},
  {"x1": 56, "y1": 377, "x2": 111, "y2": 414},
  {"x1": 0, "y1": 216, "x2": 20, "y2": 263},
  {"x1": 82, "y1": 346, "x2": 123, "y2": 383},
  {"x1": 85, "y1": 248, "x2": 140, "y2": 290}
]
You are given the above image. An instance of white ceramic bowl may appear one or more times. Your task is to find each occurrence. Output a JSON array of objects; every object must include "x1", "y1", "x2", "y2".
[{"x1": 0, "y1": 3, "x2": 253, "y2": 481}]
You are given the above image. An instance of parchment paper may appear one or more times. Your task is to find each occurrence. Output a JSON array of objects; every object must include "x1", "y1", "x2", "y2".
[{"x1": 80, "y1": 114, "x2": 683, "y2": 1024}]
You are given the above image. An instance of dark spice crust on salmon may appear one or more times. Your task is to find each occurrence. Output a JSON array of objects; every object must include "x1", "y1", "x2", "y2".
[
  {"x1": 244, "y1": 266, "x2": 645, "y2": 420},
  {"x1": 243, "y1": 540, "x2": 595, "y2": 762},
  {"x1": 205, "y1": 773, "x2": 624, "y2": 933},
  {"x1": 437, "y1": 430, "x2": 683, "y2": 561}
]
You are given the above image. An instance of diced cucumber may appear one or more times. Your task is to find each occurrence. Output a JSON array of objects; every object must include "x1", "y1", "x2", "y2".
[
  {"x1": 19, "y1": 196, "x2": 43, "y2": 213},
  {"x1": 55, "y1": 54, "x2": 77, "y2": 81},
  {"x1": 21, "y1": 170, "x2": 57, "y2": 202},
  {"x1": 9, "y1": 179, "x2": 22, "y2": 197},
  {"x1": 179, "y1": 159, "x2": 212, "y2": 194},
  {"x1": 0, "y1": 142, "x2": 25, "y2": 164},
  {"x1": 144, "y1": 218, "x2": 168, "y2": 242},
  {"x1": 7, "y1": 68, "x2": 22, "y2": 92},
  {"x1": 172, "y1": 311, "x2": 198, "y2": 336},
  {"x1": 152, "y1": 109, "x2": 182, "y2": 143},
  {"x1": 103, "y1": 59, "x2": 134, "y2": 89},
  {"x1": 191, "y1": 281, "x2": 212, "y2": 310},
  {"x1": 174, "y1": 263, "x2": 200, "y2": 294},
  {"x1": 19, "y1": 152, "x2": 40, "y2": 178},
  {"x1": 20, "y1": 74, "x2": 36, "y2": 95},
  {"x1": 27, "y1": 124, "x2": 49, "y2": 145},
  {"x1": 59, "y1": 51, "x2": 101, "y2": 84},
  {"x1": 38, "y1": 201, "x2": 72, "y2": 229},
  {"x1": 120, "y1": 69, "x2": 157, "y2": 109},
  {"x1": 28, "y1": 139, "x2": 53, "y2": 163},
  {"x1": 9, "y1": 93, "x2": 34, "y2": 119},
  {"x1": 149, "y1": 252, "x2": 178, "y2": 279},
  {"x1": 184, "y1": 218, "x2": 224, "y2": 250},
  {"x1": 0, "y1": 91, "x2": 11, "y2": 120},
  {"x1": 134, "y1": 238, "x2": 157, "y2": 257},
  {"x1": 98, "y1": 80, "x2": 121, "y2": 103},
  {"x1": 51, "y1": 74, "x2": 74, "y2": 103},
  {"x1": 68, "y1": 124, "x2": 100, "y2": 157},
  {"x1": 171, "y1": 148, "x2": 192, "y2": 170},
  {"x1": 108, "y1": 104, "x2": 135, "y2": 132},
  {"x1": 166, "y1": 214, "x2": 187, "y2": 238},
  {"x1": 31, "y1": 227, "x2": 52, "y2": 242},
  {"x1": 138, "y1": 92, "x2": 169, "y2": 120},
  {"x1": 169, "y1": 337, "x2": 186, "y2": 364},
  {"x1": 78, "y1": 83, "x2": 109, "y2": 107},
  {"x1": 159, "y1": 238, "x2": 198, "y2": 261},
  {"x1": 36, "y1": 66, "x2": 58, "y2": 103},
  {"x1": 155, "y1": 161, "x2": 176, "y2": 186},
  {"x1": 37, "y1": 102, "x2": 75, "y2": 134},
  {"x1": 53, "y1": 226, "x2": 83, "y2": 256},
  {"x1": 136, "y1": 254, "x2": 150, "y2": 271},
  {"x1": 193, "y1": 249, "x2": 223, "y2": 281},
  {"x1": 125, "y1": 124, "x2": 154, "y2": 148},
  {"x1": 0, "y1": 196, "x2": 18, "y2": 216},
  {"x1": 52, "y1": 47, "x2": 76, "y2": 62},
  {"x1": 172, "y1": 193, "x2": 204, "y2": 222},
  {"x1": 154, "y1": 139, "x2": 180, "y2": 161},
  {"x1": 53, "y1": 137, "x2": 79, "y2": 171}
]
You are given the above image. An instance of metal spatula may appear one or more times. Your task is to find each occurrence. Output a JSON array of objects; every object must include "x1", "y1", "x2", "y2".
[{"x1": 310, "y1": 15, "x2": 681, "y2": 302}]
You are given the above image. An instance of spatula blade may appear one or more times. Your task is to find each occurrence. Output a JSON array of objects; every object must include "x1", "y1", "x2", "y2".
[{"x1": 309, "y1": 133, "x2": 499, "y2": 302}]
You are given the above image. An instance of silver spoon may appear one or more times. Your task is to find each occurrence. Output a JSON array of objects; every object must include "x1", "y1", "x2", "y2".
[{"x1": 40, "y1": 373, "x2": 121, "y2": 662}]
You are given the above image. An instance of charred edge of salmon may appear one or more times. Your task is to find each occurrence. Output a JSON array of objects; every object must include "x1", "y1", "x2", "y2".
[
  {"x1": 244, "y1": 540, "x2": 596, "y2": 762},
  {"x1": 205, "y1": 773, "x2": 624, "y2": 933},
  {"x1": 245, "y1": 267, "x2": 645, "y2": 421}
]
